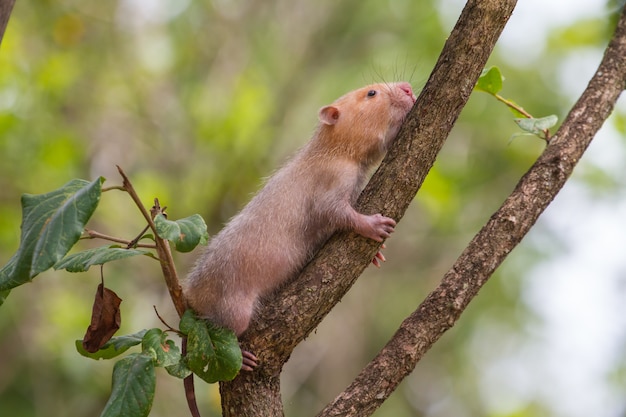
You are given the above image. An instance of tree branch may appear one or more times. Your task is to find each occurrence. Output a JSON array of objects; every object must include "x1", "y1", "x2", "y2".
[
  {"x1": 247, "y1": 0, "x2": 519, "y2": 372},
  {"x1": 0, "y1": 0, "x2": 15, "y2": 49},
  {"x1": 220, "y1": 0, "x2": 518, "y2": 415},
  {"x1": 318, "y1": 4, "x2": 626, "y2": 417}
]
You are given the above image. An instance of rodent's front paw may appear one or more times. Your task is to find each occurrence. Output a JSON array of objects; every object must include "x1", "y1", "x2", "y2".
[{"x1": 356, "y1": 213, "x2": 396, "y2": 242}]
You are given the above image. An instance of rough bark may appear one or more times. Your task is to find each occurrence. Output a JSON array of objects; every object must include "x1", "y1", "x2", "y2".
[{"x1": 220, "y1": 0, "x2": 518, "y2": 415}]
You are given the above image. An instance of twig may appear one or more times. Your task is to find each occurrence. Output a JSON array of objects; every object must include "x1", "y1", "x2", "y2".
[
  {"x1": 126, "y1": 224, "x2": 152, "y2": 249},
  {"x1": 153, "y1": 305, "x2": 178, "y2": 333},
  {"x1": 116, "y1": 165, "x2": 186, "y2": 317},
  {"x1": 83, "y1": 229, "x2": 157, "y2": 249},
  {"x1": 115, "y1": 166, "x2": 200, "y2": 417}
]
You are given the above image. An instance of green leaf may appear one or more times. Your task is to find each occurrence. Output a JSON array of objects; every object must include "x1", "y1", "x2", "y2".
[
  {"x1": 101, "y1": 353, "x2": 156, "y2": 417},
  {"x1": 180, "y1": 310, "x2": 242, "y2": 383},
  {"x1": 165, "y1": 360, "x2": 192, "y2": 379},
  {"x1": 77, "y1": 329, "x2": 148, "y2": 360},
  {"x1": 76, "y1": 340, "x2": 129, "y2": 360},
  {"x1": 0, "y1": 177, "x2": 104, "y2": 291},
  {"x1": 154, "y1": 213, "x2": 208, "y2": 252},
  {"x1": 475, "y1": 66, "x2": 503, "y2": 95},
  {"x1": 141, "y1": 328, "x2": 181, "y2": 368},
  {"x1": 513, "y1": 115, "x2": 558, "y2": 136},
  {"x1": 138, "y1": 233, "x2": 155, "y2": 242},
  {"x1": 55, "y1": 246, "x2": 156, "y2": 273},
  {"x1": 179, "y1": 309, "x2": 199, "y2": 335}
]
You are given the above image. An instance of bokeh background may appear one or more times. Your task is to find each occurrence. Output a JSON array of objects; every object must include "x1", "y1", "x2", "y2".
[{"x1": 1, "y1": 0, "x2": 625, "y2": 416}]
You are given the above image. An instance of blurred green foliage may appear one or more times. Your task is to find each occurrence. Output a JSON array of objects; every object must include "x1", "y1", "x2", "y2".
[{"x1": 0, "y1": 1, "x2": 624, "y2": 417}]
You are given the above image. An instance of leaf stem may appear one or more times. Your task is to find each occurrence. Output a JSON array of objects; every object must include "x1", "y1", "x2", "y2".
[
  {"x1": 83, "y1": 229, "x2": 157, "y2": 249},
  {"x1": 493, "y1": 93, "x2": 533, "y2": 118},
  {"x1": 102, "y1": 185, "x2": 127, "y2": 192},
  {"x1": 494, "y1": 93, "x2": 551, "y2": 141}
]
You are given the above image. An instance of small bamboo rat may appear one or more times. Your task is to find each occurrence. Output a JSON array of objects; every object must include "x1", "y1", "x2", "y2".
[{"x1": 184, "y1": 82, "x2": 416, "y2": 369}]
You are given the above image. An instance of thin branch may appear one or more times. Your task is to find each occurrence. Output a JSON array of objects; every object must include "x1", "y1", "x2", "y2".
[
  {"x1": 83, "y1": 229, "x2": 157, "y2": 249},
  {"x1": 116, "y1": 165, "x2": 186, "y2": 317},
  {"x1": 126, "y1": 224, "x2": 152, "y2": 249},
  {"x1": 153, "y1": 305, "x2": 178, "y2": 333},
  {"x1": 115, "y1": 167, "x2": 200, "y2": 416},
  {"x1": 117, "y1": 166, "x2": 158, "y2": 232},
  {"x1": 318, "y1": 3, "x2": 626, "y2": 417}
]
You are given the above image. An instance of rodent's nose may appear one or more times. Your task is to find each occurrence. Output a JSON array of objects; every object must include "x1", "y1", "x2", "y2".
[{"x1": 398, "y1": 82, "x2": 416, "y2": 102}]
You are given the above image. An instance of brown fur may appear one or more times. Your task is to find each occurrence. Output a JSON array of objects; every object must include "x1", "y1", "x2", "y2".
[{"x1": 183, "y1": 82, "x2": 416, "y2": 335}]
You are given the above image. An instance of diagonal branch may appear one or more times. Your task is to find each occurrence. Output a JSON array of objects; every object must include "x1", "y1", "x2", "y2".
[
  {"x1": 221, "y1": 1, "x2": 520, "y2": 414},
  {"x1": 318, "y1": 4, "x2": 626, "y2": 417},
  {"x1": 244, "y1": 0, "x2": 519, "y2": 373}
]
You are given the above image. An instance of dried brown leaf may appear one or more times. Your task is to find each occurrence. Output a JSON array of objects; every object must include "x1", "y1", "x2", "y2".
[{"x1": 82, "y1": 283, "x2": 122, "y2": 353}]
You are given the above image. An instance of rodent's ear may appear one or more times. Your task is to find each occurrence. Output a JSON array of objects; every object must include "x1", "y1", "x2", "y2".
[{"x1": 318, "y1": 105, "x2": 341, "y2": 125}]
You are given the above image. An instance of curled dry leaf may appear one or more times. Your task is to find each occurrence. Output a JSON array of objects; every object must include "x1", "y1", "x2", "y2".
[{"x1": 83, "y1": 283, "x2": 122, "y2": 353}]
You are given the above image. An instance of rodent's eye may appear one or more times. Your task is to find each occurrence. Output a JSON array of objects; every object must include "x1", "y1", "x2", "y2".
[{"x1": 367, "y1": 90, "x2": 377, "y2": 97}]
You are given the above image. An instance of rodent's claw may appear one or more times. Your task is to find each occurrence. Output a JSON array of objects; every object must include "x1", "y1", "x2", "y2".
[
  {"x1": 371, "y1": 244, "x2": 387, "y2": 268},
  {"x1": 241, "y1": 350, "x2": 259, "y2": 371}
]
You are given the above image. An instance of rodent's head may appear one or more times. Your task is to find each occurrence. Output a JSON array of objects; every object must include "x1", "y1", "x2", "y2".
[{"x1": 317, "y1": 82, "x2": 416, "y2": 164}]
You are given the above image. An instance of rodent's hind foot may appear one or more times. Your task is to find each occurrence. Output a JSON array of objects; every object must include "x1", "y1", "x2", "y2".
[
  {"x1": 371, "y1": 244, "x2": 387, "y2": 268},
  {"x1": 241, "y1": 350, "x2": 259, "y2": 371}
]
